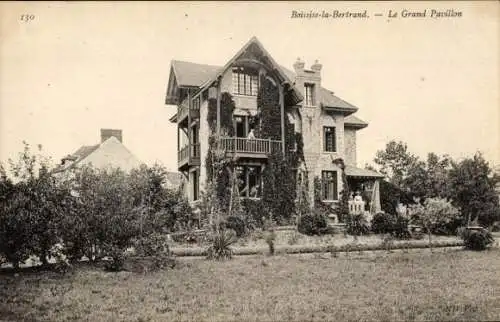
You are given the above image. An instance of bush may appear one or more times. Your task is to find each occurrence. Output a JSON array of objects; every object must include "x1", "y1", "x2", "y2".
[
  {"x1": 297, "y1": 212, "x2": 329, "y2": 236},
  {"x1": 346, "y1": 214, "x2": 370, "y2": 236},
  {"x1": 371, "y1": 212, "x2": 394, "y2": 234},
  {"x1": 206, "y1": 229, "x2": 236, "y2": 260},
  {"x1": 133, "y1": 233, "x2": 171, "y2": 257},
  {"x1": 392, "y1": 215, "x2": 411, "y2": 239},
  {"x1": 371, "y1": 212, "x2": 410, "y2": 239},
  {"x1": 223, "y1": 216, "x2": 247, "y2": 237},
  {"x1": 241, "y1": 198, "x2": 265, "y2": 228},
  {"x1": 103, "y1": 247, "x2": 126, "y2": 272},
  {"x1": 460, "y1": 228, "x2": 494, "y2": 251}
]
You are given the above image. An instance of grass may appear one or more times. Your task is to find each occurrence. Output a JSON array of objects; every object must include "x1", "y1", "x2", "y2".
[
  {"x1": 1, "y1": 249, "x2": 499, "y2": 321},
  {"x1": 168, "y1": 229, "x2": 464, "y2": 256}
]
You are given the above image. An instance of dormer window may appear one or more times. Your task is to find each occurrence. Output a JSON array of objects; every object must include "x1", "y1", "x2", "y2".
[
  {"x1": 232, "y1": 67, "x2": 258, "y2": 96},
  {"x1": 304, "y1": 83, "x2": 315, "y2": 106}
]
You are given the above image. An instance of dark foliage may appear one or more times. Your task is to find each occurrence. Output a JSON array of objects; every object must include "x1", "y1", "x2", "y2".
[
  {"x1": 379, "y1": 180, "x2": 415, "y2": 215},
  {"x1": 297, "y1": 212, "x2": 329, "y2": 236},
  {"x1": 460, "y1": 228, "x2": 495, "y2": 251},
  {"x1": 223, "y1": 216, "x2": 246, "y2": 237},
  {"x1": 346, "y1": 213, "x2": 370, "y2": 236},
  {"x1": 371, "y1": 212, "x2": 410, "y2": 239},
  {"x1": 206, "y1": 229, "x2": 235, "y2": 260}
]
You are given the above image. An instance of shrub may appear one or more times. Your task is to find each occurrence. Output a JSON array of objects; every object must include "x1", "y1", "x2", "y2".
[
  {"x1": 223, "y1": 216, "x2": 247, "y2": 237},
  {"x1": 460, "y1": 228, "x2": 494, "y2": 251},
  {"x1": 371, "y1": 212, "x2": 394, "y2": 234},
  {"x1": 206, "y1": 229, "x2": 236, "y2": 260},
  {"x1": 297, "y1": 212, "x2": 329, "y2": 236},
  {"x1": 346, "y1": 214, "x2": 370, "y2": 236},
  {"x1": 392, "y1": 215, "x2": 411, "y2": 239},
  {"x1": 103, "y1": 246, "x2": 126, "y2": 272},
  {"x1": 133, "y1": 233, "x2": 171, "y2": 257},
  {"x1": 241, "y1": 198, "x2": 264, "y2": 228},
  {"x1": 371, "y1": 212, "x2": 410, "y2": 239}
]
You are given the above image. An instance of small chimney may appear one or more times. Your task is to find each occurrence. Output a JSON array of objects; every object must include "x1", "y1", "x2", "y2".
[
  {"x1": 101, "y1": 129, "x2": 123, "y2": 143},
  {"x1": 293, "y1": 57, "x2": 305, "y2": 72},
  {"x1": 311, "y1": 59, "x2": 322, "y2": 73}
]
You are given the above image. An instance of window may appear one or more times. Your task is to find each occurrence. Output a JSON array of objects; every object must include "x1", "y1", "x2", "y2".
[
  {"x1": 192, "y1": 170, "x2": 199, "y2": 201},
  {"x1": 323, "y1": 127, "x2": 336, "y2": 152},
  {"x1": 304, "y1": 83, "x2": 315, "y2": 106},
  {"x1": 236, "y1": 165, "x2": 262, "y2": 198},
  {"x1": 192, "y1": 97, "x2": 200, "y2": 110},
  {"x1": 232, "y1": 68, "x2": 259, "y2": 96},
  {"x1": 322, "y1": 171, "x2": 338, "y2": 201},
  {"x1": 234, "y1": 115, "x2": 252, "y2": 138}
]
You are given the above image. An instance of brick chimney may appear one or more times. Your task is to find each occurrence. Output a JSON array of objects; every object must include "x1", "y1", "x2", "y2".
[
  {"x1": 311, "y1": 60, "x2": 322, "y2": 74},
  {"x1": 293, "y1": 57, "x2": 305, "y2": 73},
  {"x1": 101, "y1": 129, "x2": 123, "y2": 143}
]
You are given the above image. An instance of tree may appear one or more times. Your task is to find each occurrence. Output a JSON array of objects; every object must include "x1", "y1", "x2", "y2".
[
  {"x1": 410, "y1": 198, "x2": 460, "y2": 251},
  {"x1": 374, "y1": 140, "x2": 419, "y2": 188},
  {"x1": 0, "y1": 143, "x2": 66, "y2": 268},
  {"x1": 447, "y1": 153, "x2": 500, "y2": 227},
  {"x1": 404, "y1": 153, "x2": 451, "y2": 200}
]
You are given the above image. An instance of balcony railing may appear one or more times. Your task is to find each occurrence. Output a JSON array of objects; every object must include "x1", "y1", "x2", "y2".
[
  {"x1": 178, "y1": 143, "x2": 200, "y2": 169},
  {"x1": 348, "y1": 199, "x2": 366, "y2": 215},
  {"x1": 177, "y1": 103, "x2": 200, "y2": 124},
  {"x1": 218, "y1": 137, "x2": 282, "y2": 156}
]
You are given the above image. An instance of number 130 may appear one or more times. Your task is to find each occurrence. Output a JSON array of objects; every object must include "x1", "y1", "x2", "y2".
[{"x1": 20, "y1": 14, "x2": 35, "y2": 22}]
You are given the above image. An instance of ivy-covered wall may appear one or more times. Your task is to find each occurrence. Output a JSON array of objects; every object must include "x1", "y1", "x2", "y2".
[{"x1": 201, "y1": 72, "x2": 306, "y2": 225}]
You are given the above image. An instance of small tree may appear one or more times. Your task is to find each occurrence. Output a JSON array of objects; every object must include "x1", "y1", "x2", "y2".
[{"x1": 410, "y1": 197, "x2": 460, "y2": 251}]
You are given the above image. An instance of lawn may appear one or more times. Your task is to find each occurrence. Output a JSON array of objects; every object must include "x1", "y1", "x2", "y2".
[
  {"x1": 168, "y1": 228, "x2": 464, "y2": 256},
  {"x1": 1, "y1": 249, "x2": 499, "y2": 321}
]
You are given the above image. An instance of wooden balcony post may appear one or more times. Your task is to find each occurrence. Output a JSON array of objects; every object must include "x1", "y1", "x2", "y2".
[
  {"x1": 279, "y1": 82, "x2": 285, "y2": 154},
  {"x1": 216, "y1": 77, "x2": 221, "y2": 137},
  {"x1": 188, "y1": 90, "x2": 192, "y2": 148}
]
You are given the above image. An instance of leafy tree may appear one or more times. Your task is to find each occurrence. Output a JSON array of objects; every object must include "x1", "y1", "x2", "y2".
[
  {"x1": 447, "y1": 153, "x2": 500, "y2": 227},
  {"x1": 0, "y1": 143, "x2": 65, "y2": 268},
  {"x1": 404, "y1": 153, "x2": 451, "y2": 200},
  {"x1": 410, "y1": 198, "x2": 460, "y2": 251},
  {"x1": 374, "y1": 140, "x2": 419, "y2": 188}
]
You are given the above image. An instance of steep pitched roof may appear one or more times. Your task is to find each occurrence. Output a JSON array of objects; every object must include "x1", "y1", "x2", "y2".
[
  {"x1": 171, "y1": 60, "x2": 221, "y2": 87},
  {"x1": 53, "y1": 137, "x2": 142, "y2": 173},
  {"x1": 169, "y1": 58, "x2": 362, "y2": 115}
]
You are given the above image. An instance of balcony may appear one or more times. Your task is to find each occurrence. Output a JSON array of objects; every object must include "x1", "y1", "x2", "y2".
[
  {"x1": 178, "y1": 143, "x2": 200, "y2": 170},
  {"x1": 218, "y1": 137, "x2": 282, "y2": 159},
  {"x1": 177, "y1": 103, "x2": 200, "y2": 126}
]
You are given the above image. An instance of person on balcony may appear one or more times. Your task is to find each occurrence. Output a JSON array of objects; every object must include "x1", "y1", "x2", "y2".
[
  {"x1": 247, "y1": 128, "x2": 256, "y2": 139},
  {"x1": 247, "y1": 128, "x2": 256, "y2": 152}
]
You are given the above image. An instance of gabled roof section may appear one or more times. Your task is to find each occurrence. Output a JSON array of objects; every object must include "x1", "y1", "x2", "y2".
[
  {"x1": 197, "y1": 37, "x2": 303, "y2": 106},
  {"x1": 171, "y1": 60, "x2": 221, "y2": 87},
  {"x1": 53, "y1": 137, "x2": 142, "y2": 174},
  {"x1": 345, "y1": 114, "x2": 368, "y2": 130},
  {"x1": 53, "y1": 144, "x2": 100, "y2": 173}
]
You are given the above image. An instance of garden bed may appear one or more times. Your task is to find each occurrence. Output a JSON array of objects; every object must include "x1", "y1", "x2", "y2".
[{"x1": 169, "y1": 229, "x2": 465, "y2": 257}]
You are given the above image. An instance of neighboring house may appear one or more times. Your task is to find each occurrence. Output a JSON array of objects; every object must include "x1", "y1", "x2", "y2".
[
  {"x1": 164, "y1": 37, "x2": 383, "y2": 214},
  {"x1": 54, "y1": 129, "x2": 143, "y2": 174}
]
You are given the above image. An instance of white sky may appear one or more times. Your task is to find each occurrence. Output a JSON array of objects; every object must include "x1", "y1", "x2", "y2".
[{"x1": 1, "y1": 1, "x2": 498, "y2": 172}]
